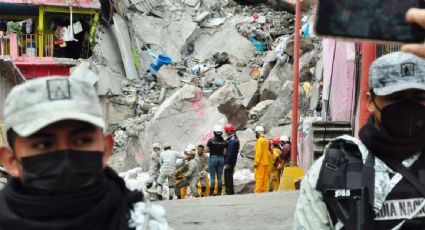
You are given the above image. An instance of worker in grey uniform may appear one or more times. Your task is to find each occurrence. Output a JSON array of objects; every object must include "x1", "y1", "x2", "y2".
[
  {"x1": 195, "y1": 144, "x2": 209, "y2": 197},
  {"x1": 145, "y1": 143, "x2": 162, "y2": 189},
  {"x1": 175, "y1": 145, "x2": 200, "y2": 199},
  {"x1": 156, "y1": 143, "x2": 187, "y2": 200}
]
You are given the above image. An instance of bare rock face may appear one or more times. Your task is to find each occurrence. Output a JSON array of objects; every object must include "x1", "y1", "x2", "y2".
[
  {"x1": 260, "y1": 60, "x2": 292, "y2": 101},
  {"x1": 138, "y1": 84, "x2": 226, "y2": 169},
  {"x1": 209, "y1": 83, "x2": 249, "y2": 129},
  {"x1": 259, "y1": 80, "x2": 293, "y2": 131}
]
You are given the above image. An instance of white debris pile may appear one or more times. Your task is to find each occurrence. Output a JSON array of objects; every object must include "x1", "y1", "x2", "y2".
[{"x1": 84, "y1": 0, "x2": 325, "y2": 197}]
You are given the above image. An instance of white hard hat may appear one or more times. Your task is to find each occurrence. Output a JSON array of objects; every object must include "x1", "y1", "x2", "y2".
[
  {"x1": 163, "y1": 143, "x2": 171, "y2": 149},
  {"x1": 213, "y1": 125, "x2": 223, "y2": 133},
  {"x1": 255, "y1": 126, "x2": 265, "y2": 133},
  {"x1": 152, "y1": 143, "x2": 161, "y2": 149},
  {"x1": 280, "y1": 135, "x2": 289, "y2": 142},
  {"x1": 186, "y1": 144, "x2": 196, "y2": 151}
]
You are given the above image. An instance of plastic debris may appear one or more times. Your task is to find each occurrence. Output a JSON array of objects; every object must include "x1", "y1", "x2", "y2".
[{"x1": 248, "y1": 34, "x2": 265, "y2": 54}]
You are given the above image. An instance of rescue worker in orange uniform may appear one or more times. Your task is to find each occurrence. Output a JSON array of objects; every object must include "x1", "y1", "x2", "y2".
[
  {"x1": 270, "y1": 137, "x2": 282, "y2": 191},
  {"x1": 254, "y1": 126, "x2": 270, "y2": 193}
]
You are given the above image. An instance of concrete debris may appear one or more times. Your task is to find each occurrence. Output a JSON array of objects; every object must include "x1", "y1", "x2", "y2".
[
  {"x1": 266, "y1": 124, "x2": 291, "y2": 138},
  {"x1": 237, "y1": 129, "x2": 256, "y2": 161},
  {"x1": 195, "y1": 11, "x2": 210, "y2": 23},
  {"x1": 156, "y1": 65, "x2": 182, "y2": 88},
  {"x1": 259, "y1": 80, "x2": 293, "y2": 131},
  {"x1": 193, "y1": 18, "x2": 255, "y2": 62},
  {"x1": 95, "y1": 66, "x2": 125, "y2": 96},
  {"x1": 209, "y1": 83, "x2": 249, "y2": 129},
  {"x1": 70, "y1": 61, "x2": 99, "y2": 85},
  {"x1": 236, "y1": 79, "x2": 258, "y2": 108},
  {"x1": 309, "y1": 80, "x2": 321, "y2": 111},
  {"x1": 201, "y1": 17, "x2": 227, "y2": 28},
  {"x1": 92, "y1": 25, "x2": 125, "y2": 75},
  {"x1": 86, "y1": 0, "x2": 325, "y2": 183},
  {"x1": 260, "y1": 59, "x2": 292, "y2": 100},
  {"x1": 299, "y1": 48, "x2": 320, "y2": 82},
  {"x1": 111, "y1": 15, "x2": 138, "y2": 80},
  {"x1": 139, "y1": 84, "x2": 226, "y2": 169},
  {"x1": 249, "y1": 99, "x2": 274, "y2": 118},
  {"x1": 233, "y1": 169, "x2": 255, "y2": 194},
  {"x1": 130, "y1": 13, "x2": 200, "y2": 62},
  {"x1": 285, "y1": 36, "x2": 314, "y2": 57}
]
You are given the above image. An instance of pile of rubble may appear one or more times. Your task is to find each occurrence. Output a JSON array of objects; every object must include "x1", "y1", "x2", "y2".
[{"x1": 76, "y1": 0, "x2": 323, "y2": 179}]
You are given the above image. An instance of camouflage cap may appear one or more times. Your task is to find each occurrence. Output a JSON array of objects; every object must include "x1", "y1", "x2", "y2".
[
  {"x1": 369, "y1": 52, "x2": 425, "y2": 96},
  {"x1": 4, "y1": 76, "x2": 105, "y2": 137}
]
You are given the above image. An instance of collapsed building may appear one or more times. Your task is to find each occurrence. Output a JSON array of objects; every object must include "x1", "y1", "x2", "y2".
[
  {"x1": 0, "y1": 0, "x2": 330, "y2": 193},
  {"x1": 88, "y1": 0, "x2": 323, "y2": 181}
]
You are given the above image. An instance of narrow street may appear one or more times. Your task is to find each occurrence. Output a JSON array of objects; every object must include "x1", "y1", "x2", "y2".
[{"x1": 161, "y1": 191, "x2": 299, "y2": 230}]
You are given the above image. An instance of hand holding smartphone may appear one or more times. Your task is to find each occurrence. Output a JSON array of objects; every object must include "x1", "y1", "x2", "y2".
[{"x1": 315, "y1": 0, "x2": 425, "y2": 44}]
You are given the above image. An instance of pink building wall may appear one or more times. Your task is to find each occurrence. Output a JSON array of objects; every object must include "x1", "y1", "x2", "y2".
[
  {"x1": 0, "y1": 0, "x2": 100, "y2": 8},
  {"x1": 322, "y1": 39, "x2": 356, "y2": 122}
]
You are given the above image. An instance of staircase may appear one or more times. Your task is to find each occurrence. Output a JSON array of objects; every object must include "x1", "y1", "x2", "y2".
[{"x1": 311, "y1": 121, "x2": 353, "y2": 160}]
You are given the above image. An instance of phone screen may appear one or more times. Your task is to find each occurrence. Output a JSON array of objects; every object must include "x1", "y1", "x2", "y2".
[{"x1": 315, "y1": 0, "x2": 425, "y2": 43}]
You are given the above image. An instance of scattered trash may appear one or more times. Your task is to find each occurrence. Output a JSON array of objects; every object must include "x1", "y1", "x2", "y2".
[
  {"x1": 187, "y1": 64, "x2": 210, "y2": 76},
  {"x1": 150, "y1": 55, "x2": 173, "y2": 76},
  {"x1": 213, "y1": 77, "x2": 225, "y2": 87},
  {"x1": 247, "y1": 34, "x2": 265, "y2": 54},
  {"x1": 250, "y1": 68, "x2": 261, "y2": 78}
]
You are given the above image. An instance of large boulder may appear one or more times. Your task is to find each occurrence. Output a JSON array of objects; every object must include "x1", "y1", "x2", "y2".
[
  {"x1": 286, "y1": 36, "x2": 314, "y2": 57},
  {"x1": 236, "y1": 79, "x2": 258, "y2": 108},
  {"x1": 209, "y1": 84, "x2": 249, "y2": 129},
  {"x1": 92, "y1": 25, "x2": 125, "y2": 75},
  {"x1": 236, "y1": 129, "x2": 256, "y2": 160},
  {"x1": 96, "y1": 66, "x2": 124, "y2": 96},
  {"x1": 250, "y1": 100, "x2": 274, "y2": 118},
  {"x1": 130, "y1": 14, "x2": 200, "y2": 62},
  {"x1": 233, "y1": 169, "x2": 255, "y2": 194},
  {"x1": 260, "y1": 59, "x2": 292, "y2": 100},
  {"x1": 156, "y1": 65, "x2": 182, "y2": 88},
  {"x1": 299, "y1": 48, "x2": 320, "y2": 82},
  {"x1": 193, "y1": 17, "x2": 255, "y2": 62},
  {"x1": 266, "y1": 124, "x2": 291, "y2": 138},
  {"x1": 139, "y1": 84, "x2": 226, "y2": 169},
  {"x1": 259, "y1": 81, "x2": 293, "y2": 131}
]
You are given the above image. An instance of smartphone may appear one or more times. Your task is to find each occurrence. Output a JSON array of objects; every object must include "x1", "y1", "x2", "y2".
[{"x1": 315, "y1": 0, "x2": 425, "y2": 43}]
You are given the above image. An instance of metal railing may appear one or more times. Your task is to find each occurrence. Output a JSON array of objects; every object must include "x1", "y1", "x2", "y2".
[
  {"x1": 376, "y1": 44, "x2": 400, "y2": 57},
  {"x1": 18, "y1": 34, "x2": 54, "y2": 58}
]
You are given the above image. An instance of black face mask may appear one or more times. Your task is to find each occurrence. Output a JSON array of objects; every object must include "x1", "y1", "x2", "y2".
[
  {"x1": 378, "y1": 100, "x2": 425, "y2": 139},
  {"x1": 20, "y1": 150, "x2": 104, "y2": 194}
]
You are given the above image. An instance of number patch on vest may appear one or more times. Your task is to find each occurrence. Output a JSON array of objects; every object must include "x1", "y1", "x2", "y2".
[{"x1": 335, "y1": 189, "x2": 351, "y2": 198}]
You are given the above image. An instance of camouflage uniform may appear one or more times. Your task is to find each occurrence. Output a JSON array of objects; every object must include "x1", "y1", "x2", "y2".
[{"x1": 293, "y1": 135, "x2": 421, "y2": 230}]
